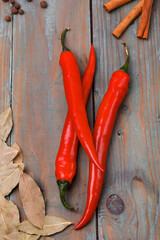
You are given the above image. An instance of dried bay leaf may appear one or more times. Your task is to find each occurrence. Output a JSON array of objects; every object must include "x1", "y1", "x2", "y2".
[
  {"x1": 19, "y1": 172, "x2": 45, "y2": 229},
  {"x1": 0, "y1": 196, "x2": 19, "y2": 237},
  {"x1": 0, "y1": 140, "x2": 18, "y2": 167},
  {"x1": 3, "y1": 231, "x2": 18, "y2": 240},
  {"x1": 17, "y1": 216, "x2": 72, "y2": 236},
  {"x1": 12, "y1": 143, "x2": 23, "y2": 164},
  {"x1": 40, "y1": 238, "x2": 55, "y2": 240},
  {"x1": 0, "y1": 162, "x2": 25, "y2": 196},
  {"x1": 4, "y1": 231, "x2": 40, "y2": 240},
  {"x1": 17, "y1": 232, "x2": 40, "y2": 240},
  {"x1": 0, "y1": 107, "x2": 13, "y2": 141}
]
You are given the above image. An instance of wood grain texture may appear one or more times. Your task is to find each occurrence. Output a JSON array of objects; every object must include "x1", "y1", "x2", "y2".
[
  {"x1": 10, "y1": 0, "x2": 96, "y2": 239},
  {"x1": 92, "y1": 0, "x2": 160, "y2": 239},
  {"x1": 0, "y1": 0, "x2": 159, "y2": 239},
  {"x1": 0, "y1": 1, "x2": 12, "y2": 112}
]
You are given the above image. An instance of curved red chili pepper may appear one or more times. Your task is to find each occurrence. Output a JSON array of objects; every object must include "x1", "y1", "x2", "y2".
[
  {"x1": 59, "y1": 29, "x2": 103, "y2": 173},
  {"x1": 75, "y1": 43, "x2": 130, "y2": 229},
  {"x1": 55, "y1": 45, "x2": 96, "y2": 210}
]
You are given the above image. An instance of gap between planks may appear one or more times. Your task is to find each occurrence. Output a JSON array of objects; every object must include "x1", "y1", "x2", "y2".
[{"x1": 90, "y1": 0, "x2": 99, "y2": 240}]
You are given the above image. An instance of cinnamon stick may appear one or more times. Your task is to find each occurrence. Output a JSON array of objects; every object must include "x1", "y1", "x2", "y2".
[
  {"x1": 142, "y1": 4, "x2": 152, "y2": 39},
  {"x1": 112, "y1": 0, "x2": 144, "y2": 39},
  {"x1": 103, "y1": 0, "x2": 133, "y2": 12},
  {"x1": 137, "y1": 0, "x2": 153, "y2": 38}
]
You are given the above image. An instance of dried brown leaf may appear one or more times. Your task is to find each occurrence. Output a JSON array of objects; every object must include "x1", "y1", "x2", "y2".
[
  {"x1": 17, "y1": 216, "x2": 72, "y2": 236},
  {"x1": 12, "y1": 143, "x2": 23, "y2": 164},
  {"x1": 0, "y1": 107, "x2": 13, "y2": 141},
  {"x1": 40, "y1": 238, "x2": 55, "y2": 240},
  {"x1": 4, "y1": 231, "x2": 40, "y2": 240},
  {"x1": 0, "y1": 196, "x2": 19, "y2": 238},
  {"x1": 3, "y1": 231, "x2": 18, "y2": 240},
  {"x1": 19, "y1": 172, "x2": 45, "y2": 229},
  {"x1": 17, "y1": 232, "x2": 40, "y2": 240},
  {"x1": 0, "y1": 162, "x2": 25, "y2": 196},
  {"x1": 0, "y1": 140, "x2": 18, "y2": 167}
]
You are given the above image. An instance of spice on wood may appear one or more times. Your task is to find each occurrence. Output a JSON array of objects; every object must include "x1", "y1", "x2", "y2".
[
  {"x1": 11, "y1": 7, "x2": 18, "y2": 14},
  {"x1": 59, "y1": 28, "x2": 104, "y2": 173},
  {"x1": 10, "y1": 0, "x2": 15, "y2": 4},
  {"x1": 112, "y1": 0, "x2": 143, "y2": 39},
  {"x1": 18, "y1": 9, "x2": 24, "y2": 15},
  {"x1": 14, "y1": 2, "x2": 20, "y2": 9},
  {"x1": 55, "y1": 44, "x2": 96, "y2": 210},
  {"x1": 40, "y1": 1, "x2": 47, "y2": 8},
  {"x1": 4, "y1": 15, "x2": 11, "y2": 22},
  {"x1": 75, "y1": 43, "x2": 130, "y2": 230},
  {"x1": 3, "y1": 0, "x2": 47, "y2": 21}
]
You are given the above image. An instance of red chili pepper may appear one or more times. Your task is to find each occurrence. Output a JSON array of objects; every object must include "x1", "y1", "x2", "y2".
[
  {"x1": 75, "y1": 43, "x2": 130, "y2": 230},
  {"x1": 59, "y1": 28, "x2": 103, "y2": 173},
  {"x1": 55, "y1": 45, "x2": 96, "y2": 210}
]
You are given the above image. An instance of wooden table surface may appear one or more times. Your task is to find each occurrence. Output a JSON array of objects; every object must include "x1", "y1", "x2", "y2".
[{"x1": 0, "y1": 0, "x2": 159, "y2": 239}]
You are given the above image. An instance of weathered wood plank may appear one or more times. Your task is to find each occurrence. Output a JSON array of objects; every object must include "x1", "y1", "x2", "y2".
[
  {"x1": 11, "y1": 0, "x2": 96, "y2": 239},
  {"x1": 1, "y1": 0, "x2": 159, "y2": 239},
  {"x1": 0, "y1": 2, "x2": 12, "y2": 112},
  {"x1": 92, "y1": 0, "x2": 160, "y2": 239}
]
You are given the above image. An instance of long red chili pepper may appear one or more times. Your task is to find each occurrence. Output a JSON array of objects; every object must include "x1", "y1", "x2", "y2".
[
  {"x1": 59, "y1": 28, "x2": 103, "y2": 173},
  {"x1": 75, "y1": 43, "x2": 130, "y2": 229},
  {"x1": 55, "y1": 45, "x2": 96, "y2": 210}
]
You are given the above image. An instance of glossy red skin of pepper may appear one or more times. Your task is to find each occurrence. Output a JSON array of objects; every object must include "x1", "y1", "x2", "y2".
[
  {"x1": 75, "y1": 70, "x2": 130, "y2": 229},
  {"x1": 55, "y1": 45, "x2": 96, "y2": 183},
  {"x1": 59, "y1": 49, "x2": 103, "y2": 173}
]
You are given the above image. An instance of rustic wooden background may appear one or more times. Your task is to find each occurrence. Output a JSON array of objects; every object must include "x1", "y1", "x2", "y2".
[{"x1": 0, "y1": 0, "x2": 159, "y2": 239}]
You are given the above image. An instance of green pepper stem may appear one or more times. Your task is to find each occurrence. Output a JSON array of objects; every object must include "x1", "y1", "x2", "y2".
[
  {"x1": 57, "y1": 180, "x2": 75, "y2": 210},
  {"x1": 61, "y1": 28, "x2": 70, "y2": 52},
  {"x1": 120, "y1": 42, "x2": 129, "y2": 74}
]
